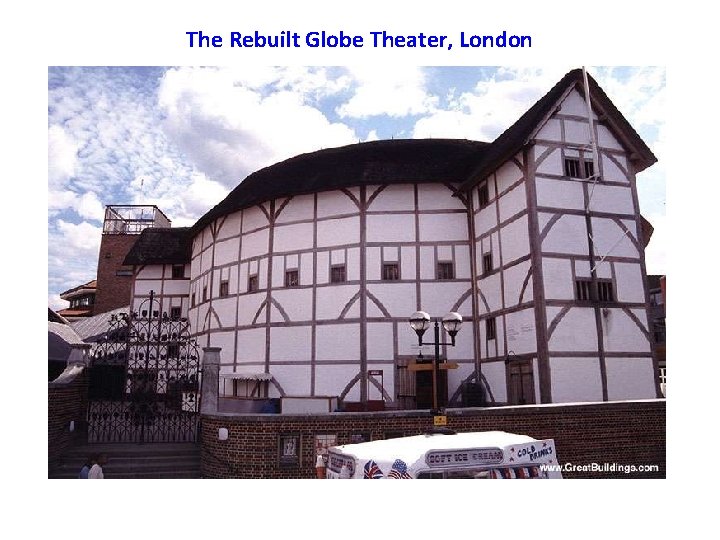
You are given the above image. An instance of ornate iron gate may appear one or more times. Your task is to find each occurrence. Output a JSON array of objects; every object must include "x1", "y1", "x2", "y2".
[{"x1": 87, "y1": 292, "x2": 201, "y2": 443}]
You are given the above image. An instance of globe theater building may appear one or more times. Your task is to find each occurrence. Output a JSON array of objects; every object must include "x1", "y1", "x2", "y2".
[{"x1": 123, "y1": 69, "x2": 661, "y2": 411}]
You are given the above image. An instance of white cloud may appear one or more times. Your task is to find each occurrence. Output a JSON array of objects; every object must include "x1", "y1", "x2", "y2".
[
  {"x1": 48, "y1": 124, "x2": 79, "y2": 188},
  {"x1": 77, "y1": 191, "x2": 105, "y2": 221},
  {"x1": 158, "y1": 67, "x2": 359, "y2": 188},
  {"x1": 55, "y1": 219, "x2": 102, "y2": 252},
  {"x1": 337, "y1": 65, "x2": 437, "y2": 118},
  {"x1": 644, "y1": 212, "x2": 667, "y2": 275}
]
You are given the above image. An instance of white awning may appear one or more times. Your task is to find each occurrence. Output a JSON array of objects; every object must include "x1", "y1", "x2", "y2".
[{"x1": 220, "y1": 372, "x2": 273, "y2": 381}]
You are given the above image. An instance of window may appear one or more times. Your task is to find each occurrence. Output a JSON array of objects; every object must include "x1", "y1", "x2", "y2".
[
  {"x1": 115, "y1": 269, "x2": 133, "y2": 277},
  {"x1": 584, "y1": 160, "x2": 595, "y2": 179},
  {"x1": 285, "y1": 270, "x2": 299, "y2": 287},
  {"x1": 278, "y1": 434, "x2": 301, "y2": 467},
  {"x1": 437, "y1": 262, "x2": 454, "y2": 280},
  {"x1": 191, "y1": 293, "x2": 196, "y2": 308},
  {"x1": 565, "y1": 157, "x2": 595, "y2": 179},
  {"x1": 486, "y1": 317, "x2": 497, "y2": 341},
  {"x1": 482, "y1": 253, "x2": 493, "y2": 275},
  {"x1": 248, "y1": 275, "x2": 259, "y2": 292},
  {"x1": 170, "y1": 306, "x2": 182, "y2": 320},
  {"x1": 172, "y1": 265, "x2": 185, "y2": 279},
  {"x1": 219, "y1": 280, "x2": 229, "y2": 297},
  {"x1": 330, "y1": 265, "x2": 346, "y2": 283},
  {"x1": 650, "y1": 291, "x2": 663, "y2": 306},
  {"x1": 564, "y1": 158, "x2": 581, "y2": 178},
  {"x1": 575, "y1": 278, "x2": 615, "y2": 303},
  {"x1": 382, "y1": 263, "x2": 399, "y2": 281},
  {"x1": 202, "y1": 286, "x2": 208, "y2": 302},
  {"x1": 478, "y1": 183, "x2": 489, "y2": 208}
]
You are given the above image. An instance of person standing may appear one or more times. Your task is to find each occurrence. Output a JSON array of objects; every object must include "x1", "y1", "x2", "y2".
[
  {"x1": 88, "y1": 454, "x2": 107, "y2": 479},
  {"x1": 78, "y1": 455, "x2": 94, "y2": 479}
]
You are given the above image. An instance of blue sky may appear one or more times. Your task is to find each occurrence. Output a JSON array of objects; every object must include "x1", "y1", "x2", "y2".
[{"x1": 48, "y1": 66, "x2": 666, "y2": 309}]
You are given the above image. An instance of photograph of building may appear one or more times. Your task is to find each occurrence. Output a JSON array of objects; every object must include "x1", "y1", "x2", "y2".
[{"x1": 48, "y1": 66, "x2": 666, "y2": 479}]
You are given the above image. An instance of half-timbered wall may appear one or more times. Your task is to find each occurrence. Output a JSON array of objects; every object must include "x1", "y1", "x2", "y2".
[
  {"x1": 131, "y1": 263, "x2": 191, "y2": 319},
  {"x1": 187, "y1": 183, "x2": 476, "y2": 404},
  {"x1": 531, "y1": 87, "x2": 658, "y2": 402}
]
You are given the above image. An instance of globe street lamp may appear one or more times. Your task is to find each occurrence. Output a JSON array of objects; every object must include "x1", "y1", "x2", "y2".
[{"x1": 408, "y1": 311, "x2": 463, "y2": 412}]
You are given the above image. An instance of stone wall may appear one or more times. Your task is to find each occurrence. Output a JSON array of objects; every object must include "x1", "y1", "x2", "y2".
[{"x1": 199, "y1": 399, "x2": 665, "y2": 479}]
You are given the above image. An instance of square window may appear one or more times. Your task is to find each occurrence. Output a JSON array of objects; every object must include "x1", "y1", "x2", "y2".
[
  {"x1": 170, "y1": 307, "x2": 182, "y2": 320},
  {"x1": 486, "y1": 318, "x2": 496, "y2": 341},
  {"x1": 482, "y1": 253, "x2": 493, "y2": 275},
  {"x1": 575, "y1": 279, "x2": 592, "y2": 301},
  {"x1": 219, "y1": 280, "x2": 229, "y2": 297},
  {"x1": 330, "y1": 265, "x2": 346, "y2": 283},
  {"x1": 597, "y1": 280, "x2": 615, "y2": 303},
  {"x1": 478, "y1": 183, "x2": 489, "y2": 208},
  {"x1": 437, "y1": 262, "x2": 454, "y2": 280},
  {"x1": 278, "y1": 434, "x2": 301, "y2": 467},
  {"x1": 382, "y1": 263, "x2": 399, "y2": 281},
  {"x1": 584, "y1": 160, "x2": 595, "y2": 179},
  {"x1": 285, "y1": 270, "x2": 299, "y2": 287},
  {"x1": 172, "y1": 265, "x2": 185, "y2": 279},
  {"x1": 248, "y1": 275, "x2": 259, "y2": 292}
]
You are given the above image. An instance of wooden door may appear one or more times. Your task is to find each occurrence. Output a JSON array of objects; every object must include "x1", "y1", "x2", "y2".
[{"x1": 508, "y1": 360, "x2": 535, "y2": 405}]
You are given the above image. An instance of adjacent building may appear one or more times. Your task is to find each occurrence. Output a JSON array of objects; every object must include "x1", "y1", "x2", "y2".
[{"x1": 117, "y1": 69, "x2": 662, "y2": 409}]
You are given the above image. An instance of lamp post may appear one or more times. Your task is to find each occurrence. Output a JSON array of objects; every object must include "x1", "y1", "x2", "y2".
[{"x1": 408, "y1": 311, "x2": 463, "y2": 412}]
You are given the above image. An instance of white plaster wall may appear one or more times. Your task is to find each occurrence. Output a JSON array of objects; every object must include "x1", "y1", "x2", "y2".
[
  {"x1": 366, "y1": 247, "x2": 381, "y2": 281},
  {"x1": 474, "y1": 206, "x2": 496, "y2": 235},
  {"x1": 590, "y1": 218, "x2": 639, "y2": 258},
  {"x1": 542, "y1": 258, "x2": 575, "y2": 300},
  {"x1": 347, "y1": 248, "x2": 360, "y2": 281},
  {"x1": 241, "y1": 229, "x2": 270, "y2": 260},
  {"x1": 212, "y1": 237, "x2": 238, "y2": 267},
  {"x1": 367, "y1": 214, "x2": 416, "y2": 243},
  {"x1": 560, "y1": 89, "x2": 598, "y2": 118},
  {"x1": 236, "y1": 327, "x2": 267, "y2": 363},
  {"x1": 541, "y1": 214, "x2": 589, "y2": 255},
  {"x1": 236, "y1": 293, "x2": 266, "y2": 326},
  {"x1": 498, "y1": 182, "x2": 527, "y2": 222},
  {"x1": 274, "y1": 222, "x2": 314, "y2": 253},
  {"x1": 136, "y1": 265, "x2": 163, "y2": 279},
  {"x1": 504, "y1": 308, "x2": 537, "y2": 355},
  {"x1": 212, "y1": 298, "x2": 236, "y2": 327},
  {"x1": 535, "y1": 147, "x2": 563, "y2": 176},
  {"x1": 134, "y1": 280, "x2": 163, "y2": 296},
  {"x1": 367, "y1": 283, "x2": 417, "y2": 318},
  {"x1": 419, "y1": 213, "x2": 468, "y2": 242},
  {"x1": 366, "y1": 322, "x2": 394, "y2": 361},
  {"x1": 455, "y1": 245, "x2": 471, "y2": 280},
  {"x1": 605, "y1": 357, "x2": 657, "y2": 400},
  {"x1": 614, "y1": 262, "x2": 646, "y2": 303},
  {"x1": 597, "y1": 125, "x2": 624, "y2": 151},
  {"x1": 242, "y1": 206, "x2": 269, "y2": 232},
  {"x1": 316, "y1": 324, "x2": 360, "y2": 361},
  {"x1": 482, "y1": 361, "x2": 507, "y2": 403},
  {"x1": 368, "y1": 364, "x2": 394, "y2": 401},
  {"x1": 273, "y1": 365, "x2": 311, "y2": 396},
  {"x1": 500, "y1": 215, "x2": 530, "y2": 263},
  {"x1": 210, "y1": 331, "x2": 235, "y2": 363},
  {"x1": 419, "y1": 247, "x2": 435, "y2": 279},
  {"x1": 217, "y1": 213, "x2": 241, "y2": 240},
  {"x1": 314, "y1": 365, "x2": 359, "y2": 400},
  {"x1": 550, "y1": 356, "x2": 604, "y2": 403},
  {"x1": 503, "y1": 259, "x2": 532, "y2": 307},
  {"x1": 300, "y1": 253, "x2": 314, "y2": 285},
  {"x1": 478, "y1": 273, "x2": 502, "y2": 313},
  {"x1": 600, "y1": 153, "x2": 629, "y2": 183},
  {"x1": 200, "y1": 247, "x2": 213, "y2": 274},
  {"x1": 421, "y1": 282, "x2": 473, "y2": 317},
  {"x1": 587, "y1": 184, "x2": 635, "y2": 215},
  {"x1": 275, "y1": 194, "x2": 314, "y2": 223},
  {"x1": 269, "y1": 326, "x2": 312, "y2": 361},
  {"x1": 201, "y1": 227, "x2": 213, "y2": 251},
  {"x1": 317, "y1": 216, "x2": 360, "y2": 247},
  {"x1": 190, "y1": 255, "x2": 201, "y2": 279},
  {"x1": 317, "y1": 190, "x2": 359, "y2": 218},
  {"x1": 602, "y1": 309, "x2": 651, "y2": 353},
  {"x1": 417, "y1": 183, "x2": 465, "y2": 210},
  {"x1": 548, "y1": 308, "x2": 598, "y2": 352},
  {"x1": 535, "y1": 177, "x2": 585, "y2": 211},
  {"x1": 316, "y1": 285, "x2": 358, "y2": 320},
  {"x1": 536, "y1": 118, "x2": 562, "y2": 141},
  {"x1": 564, "y1": 119, "x2": 594, "y2": 146},
  {"x1": 270, "y1": 290, "x2": 311, "y2": 322},
  {"x1": 445, "y1": 326, "x2": 474, "y2": 360},
  {"x1": 401, "y1": 247, "x2": 416, "y2": 280},
  {"x1": 367, "y1": 184, "x2": 415, "y2": 211}
]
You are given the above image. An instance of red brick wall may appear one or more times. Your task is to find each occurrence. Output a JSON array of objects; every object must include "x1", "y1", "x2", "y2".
[
  {"x1": 48, "y1": 372, "x2": 88, "y2": 470},
  {"x1": 94, "y1": 234, "x2": 139, "y2": 315},
  {"x1": 200, "y1": 400, "x2": 665, "y2": 479}
]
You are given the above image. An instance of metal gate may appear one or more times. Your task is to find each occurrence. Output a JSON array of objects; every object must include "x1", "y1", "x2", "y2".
[{"x1": 87, "y1": 292, "x2": 201, "y2": 443}]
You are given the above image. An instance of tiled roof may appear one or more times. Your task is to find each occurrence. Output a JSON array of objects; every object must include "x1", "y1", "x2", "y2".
[{"x1": 59, "y1": 279, "x2": 97, "y2": 298}]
